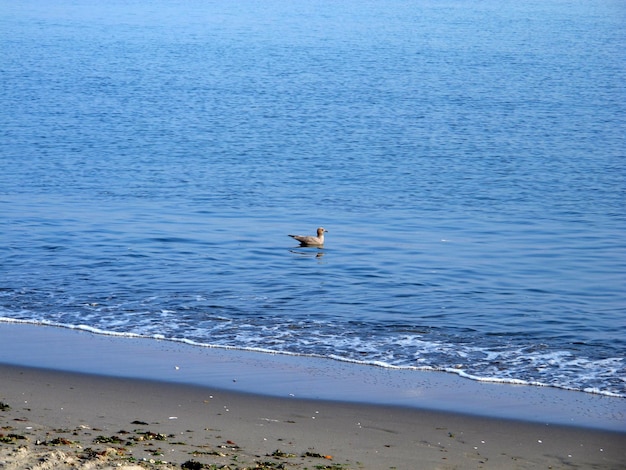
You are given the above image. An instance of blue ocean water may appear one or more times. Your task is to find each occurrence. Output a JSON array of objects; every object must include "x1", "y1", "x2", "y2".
[{"x1": 1, "y1": 0, "x2": 625, "y2": 397}]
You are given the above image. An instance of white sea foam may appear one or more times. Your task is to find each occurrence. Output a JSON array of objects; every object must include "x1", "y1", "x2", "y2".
[{"x1": 1, "y1": 317, "x2": 624, "y2": 398}]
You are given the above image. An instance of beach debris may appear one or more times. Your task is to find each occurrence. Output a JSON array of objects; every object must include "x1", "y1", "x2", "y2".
[
  {"x1": 303, "y1": 451, "x2": 333, "y2": 460},
  {"x1": 310, "y1": 465, "x2": 346, "y2": 470},
  {"x1": 260, "y1": 418, "x2": 279, "y2": 423},
  {"x1": 81, "y1": 446, "x2": 121, "y2": 460},
  {"x1": 52, "y1": 427, "x2": 73, "y2": 434},
  {"x1": 131, "y1": 420, "x2": 150, "y2": 425},
  {"x1": 142, "y1": 456, "x2": 169, "y2": 465},
  {"x1": 0, "y1": 433, "x2": 27, "y2": 443},
  {"x1": 47, "y1": 437, "x2": 75, "y2": 446},
  {"x1": 269, "y1": 449, "x2": 297, "y2": 458},
  {"x1": 93, "y1": 435, "x2": 124, "y2": 444},
  {"x1": 181, "y1": 460, "x2": 206, "y2": 469},
  {"x1": 252, "y1": 461, "x2": 290, "y2": 469},
  {"x1": 134, "y1": 431, "x2": 168, "y2": 441},
  {"x1": 0, "y1": 402, "x2": 10, "y2": 411},
  {"x1": 34, "y1": 437, "x2": 74, "y2": 446},
  {"x1": 191, "y1": 450, "x2": 227, "y2": 457},
  {"x1": 218, "y1": 440, "x2": 240, "y2": 450}
]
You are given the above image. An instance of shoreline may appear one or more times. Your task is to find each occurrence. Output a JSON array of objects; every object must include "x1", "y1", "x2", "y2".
[{"x1": 1, "y1": 322, "x2": 624, "y2": 432}]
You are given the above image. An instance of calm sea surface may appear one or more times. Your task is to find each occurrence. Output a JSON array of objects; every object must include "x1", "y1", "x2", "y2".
[{"x1": 1, "y1": 0, "x2": 625, "y2": 397}]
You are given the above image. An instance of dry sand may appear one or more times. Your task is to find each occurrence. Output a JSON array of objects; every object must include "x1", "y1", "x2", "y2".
[{"x1": 1, "y1": 364, "x2": 624, "y2": 470}]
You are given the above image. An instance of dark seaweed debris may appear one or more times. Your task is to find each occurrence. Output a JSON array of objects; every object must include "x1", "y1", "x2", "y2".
[
  {"x1": 0, "y1": 433, "x2": 27, "y2": 443},
  {"x1": 135, "y1": 431, "x2": 169, "y2": 441},
  {"x1": 182, "y1": 461, "x2": 291, "y2": 469},
  {"x1": 44, "y1": 437, "x2": 74, "y2": 446},
  {"x1": 269, "y1": 449, "x2": 296, "y2": 458},
  {"x1": 181, "y1": 461, "x2": 205, "y2": 470},
  {"x1": 93, "y1": 435, "x2": 124, "y2": 444}
]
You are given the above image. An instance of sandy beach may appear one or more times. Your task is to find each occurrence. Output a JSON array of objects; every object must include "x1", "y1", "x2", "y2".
[
  {"x1": 1, "y1": 364, "x2": 624, "y2": 470},
  {"x1": 1, "y1": 324, "x2": 625, "y2": 469}
]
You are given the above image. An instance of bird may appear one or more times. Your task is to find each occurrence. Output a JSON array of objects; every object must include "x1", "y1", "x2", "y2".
[{"x1": 288, "y1": 227, "x2": 328, "y2": 247}]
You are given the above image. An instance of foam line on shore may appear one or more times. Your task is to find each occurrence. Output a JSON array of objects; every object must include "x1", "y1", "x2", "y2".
[
  {"x1": 3, "y1": 317, "x2": 623, "y2": 399},
  {"x1": 1, "y1": 322, "x2": 624, "y2": 432}
]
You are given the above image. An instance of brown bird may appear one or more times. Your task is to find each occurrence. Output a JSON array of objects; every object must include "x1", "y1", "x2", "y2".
[{"x1": 288, "y1": 227, "x2": 328, "y2": 247}]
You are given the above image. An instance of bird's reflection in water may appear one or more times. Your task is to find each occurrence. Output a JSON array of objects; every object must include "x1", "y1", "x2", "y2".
[{"x1": 289, "y1": 249, "x2": 325, "y2": 259}]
